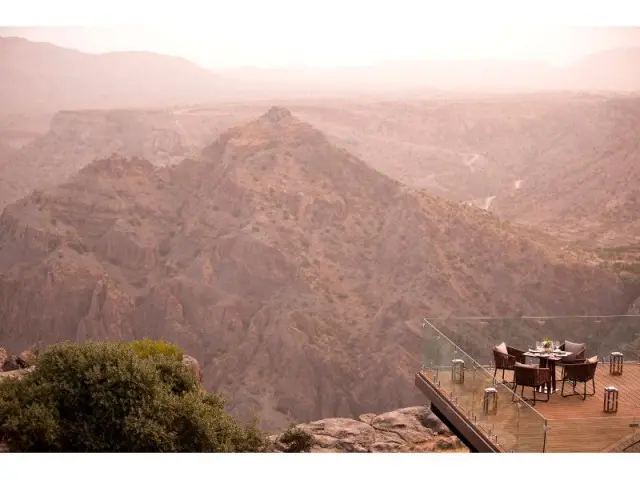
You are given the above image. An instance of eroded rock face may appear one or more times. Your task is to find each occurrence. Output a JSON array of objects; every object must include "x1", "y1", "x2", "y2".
[{"x1": 270, "y1": 406, "x2": 467, "y2": 453}]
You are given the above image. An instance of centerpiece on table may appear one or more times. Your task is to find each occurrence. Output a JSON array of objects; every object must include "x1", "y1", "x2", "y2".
[{"x1": 541, "y1": 338, "x2": 553, "y2": 353}]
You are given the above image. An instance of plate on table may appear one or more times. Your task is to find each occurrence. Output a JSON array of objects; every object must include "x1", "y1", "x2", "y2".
[{"x1": 528, "y1": 348, "x2": 543, "y2": 353}]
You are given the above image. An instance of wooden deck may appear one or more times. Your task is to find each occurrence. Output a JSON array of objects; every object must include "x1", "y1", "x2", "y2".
[
  {"x1": 508, "y1": 362, "x2": 640, "y2": 452},
  {"x1": 502, "y1": 362, "x2": 640, "y2": 420},
  {"x1": 421, "y1": 362, "x2": 640, "y2": 452}
]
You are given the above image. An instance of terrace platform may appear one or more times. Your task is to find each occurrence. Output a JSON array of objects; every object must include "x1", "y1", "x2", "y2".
[{"x1": 417, "y1": 316, "x2": 640, "y2": 453}]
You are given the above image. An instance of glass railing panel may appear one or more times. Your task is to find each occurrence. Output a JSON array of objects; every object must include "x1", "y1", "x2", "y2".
[
  {"x1": 470, "y1": 362, "x2": 547, "y2": 452},
  {"x1": 425, "y1": 315, "x2": 640, "y2": 367},
  {"x1": 420, "y1": 320, "x2": 547, "y2": 452}
]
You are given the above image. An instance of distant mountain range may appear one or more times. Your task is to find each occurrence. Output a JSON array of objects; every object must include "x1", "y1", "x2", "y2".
[
  {"x1": 0, "y1": 36, "x2": 235, "y2": 113},
  {"x1": 2, "y1": 36, "x2": 640, "y2": 113}
]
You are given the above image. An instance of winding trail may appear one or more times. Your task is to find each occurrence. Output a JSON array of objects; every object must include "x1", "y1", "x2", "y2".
[
  {"x1": 482, "y1": 196, "x2": 496, "y2": 210},
  {"x1": 464, "y1": 153, "x2": 480, "y2": 172}
]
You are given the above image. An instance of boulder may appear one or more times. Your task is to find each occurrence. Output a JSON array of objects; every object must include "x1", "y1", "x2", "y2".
[
  {"x1": 18, "y1": 350, "x2": 36, "y2": 367},
  {"x1": 2, "y1": 355, "x2": 20, "y2": 372},
  {"x1": 369, "y1": 406, "x2": 443, "y2": 444}
]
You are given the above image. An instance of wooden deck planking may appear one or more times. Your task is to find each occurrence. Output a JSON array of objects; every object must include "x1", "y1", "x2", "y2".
[
  {"x1": 503, "y1": 362, "x2": 640, "y2": 420},
  {"x1": 421, "y1": 362, "x2": 640, "y2": 452}
]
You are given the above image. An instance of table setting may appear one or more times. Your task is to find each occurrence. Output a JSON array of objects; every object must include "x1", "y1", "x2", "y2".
[
  {"x1": 525, "y1": 339, "x2": 570, "y2": 359},
  {"x1": 523, "y1": 339, "x2": 570, "y2": 393}
]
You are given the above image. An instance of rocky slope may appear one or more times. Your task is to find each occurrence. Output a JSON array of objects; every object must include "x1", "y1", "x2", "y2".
[
  {"x1": 4, "y1": 94, "x2": 639, "y2": 247},
  {"x1": 270, "y1": 406, "x2": 467, "y2": 453},
  {"x1": 0, "y1": 107, "x2": 265, "y2": 209},
  {"x1": 292, "y1": 95, "x2": 640, "y2": 248},
  {"x1": 0, "y1": 107, "x2": 633, "y2": 431},
  {"x1": 0, "y1": 110, "x2": 189, "y2": 208}
]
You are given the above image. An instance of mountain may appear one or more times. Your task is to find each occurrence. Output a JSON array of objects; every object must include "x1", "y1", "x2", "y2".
[
  {"x1": 561, "y1": 47, "x2": 640, "y2": 91},
  {"x1": 221, "y1": 47, "x2": 640, "y2": 94},
  {"x1": 444, "y1": 95, "x2": 640, "y2": 247},
  {"x1": 0, "y1": 106, "x2": 266, "y2": 210},
  {"x1": 3, "y1": 35, "x2": 640, "y2": 116},
  {"x1": 221, "y1": 59, "x2": 557, "y2": 94},
  {"x1": 0, "y1": 108, "x2": 633, "y2": 430},
  {"x1": 284, "y1": 94, "x2": 640, "y2": 248},
  {"x1": 0, "y1": 37, "x2": 232, "y2": 113}
]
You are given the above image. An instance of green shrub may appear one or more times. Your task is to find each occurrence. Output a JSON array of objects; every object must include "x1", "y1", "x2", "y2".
[
  {"x1": 277, "y1": 425, "x2": 315, "y2": 453},
  {"x1": 129, "y1": 338, "x2": 184, "y2": 362},
  {"x1": 0, "y1": 341, "x2": 266, "y2": 452}
]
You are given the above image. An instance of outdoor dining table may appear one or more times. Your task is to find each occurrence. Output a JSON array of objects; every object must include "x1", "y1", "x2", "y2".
[{"x1": 523, "y1": 349, "x2": 572, "y2": 394}]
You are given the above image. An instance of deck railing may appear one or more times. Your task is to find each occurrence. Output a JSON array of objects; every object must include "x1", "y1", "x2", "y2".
[
  {"x1": 420, "y1": 315, "x2": 640, "y2": 453},
  {"x1": 421, "y1": 320, "x2": 547, "y2": 452}
]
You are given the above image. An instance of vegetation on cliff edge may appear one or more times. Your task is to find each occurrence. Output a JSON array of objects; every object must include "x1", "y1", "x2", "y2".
[{"x1": 0, "y1": 341, "x2": 266, "y2": 452}]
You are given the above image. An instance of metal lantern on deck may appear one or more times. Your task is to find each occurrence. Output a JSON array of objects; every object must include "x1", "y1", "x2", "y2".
[
  {"x1": 603, "y1": 386, "x2": 619, "y2": 413},
  {"x1": 483, "y1": 387, "x2": 498, "y2": 415},
  {"x1": 610, "y1": 352, "x2": 624, "y2": 376},
  {"x1": 452, "y1": 359, "x2": 465, "y2": 384}
]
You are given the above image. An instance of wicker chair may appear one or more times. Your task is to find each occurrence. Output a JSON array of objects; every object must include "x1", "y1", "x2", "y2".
[
  {"x1": 560, "y1": 341, "x2": 586, "y2": 362},
  {"x1": 512, "y1": 362, "x2": 551, "y2": 405},
  {"x1": 558, "y1": 340, "x2": 587, "y2": 383},
  {"x1": 561, "y1": 357, "x2": 598, "y2": 400},
  {"x1": 492, "y1": 342, "x2": 526, "y2": 385}
]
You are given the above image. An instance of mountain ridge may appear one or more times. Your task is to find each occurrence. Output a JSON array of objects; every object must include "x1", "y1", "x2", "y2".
[
  {"x1": 4, "y1": 36, "x2": 640, "y2": 115},
  {"x1": 0, "y1": 36, "x2": 232, "y2": 113}
]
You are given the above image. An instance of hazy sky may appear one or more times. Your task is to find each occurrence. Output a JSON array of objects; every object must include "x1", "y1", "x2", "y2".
[{"x1": 3, "y1": 1, "x2": 640, "y2": 69}]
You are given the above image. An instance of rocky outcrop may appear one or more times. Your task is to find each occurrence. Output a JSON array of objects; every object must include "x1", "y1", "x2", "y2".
[
  {"x1": 270, "y1": 406, "x2": 467, "y2": 453},
  {"x1": 2, "y1": 355, "x2": 20, "y2": 372},
  {"x1": 17, "y1": 349, "x2": 38, "y2": 368},
  {"x1": 182, "y1": 354, "x2": 203, "y2": 385},
  {"x1": 1, "y1": 346, "x2": 39, "y2": 372}
]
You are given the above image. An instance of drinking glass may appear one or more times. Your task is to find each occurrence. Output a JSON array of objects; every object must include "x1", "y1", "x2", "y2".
[
  {"x1": 553, "y1": 340, "x2": 560, "y2": 351},
  {"x1": 535, "y1": 341, "x2": 541, "y2": 350}
]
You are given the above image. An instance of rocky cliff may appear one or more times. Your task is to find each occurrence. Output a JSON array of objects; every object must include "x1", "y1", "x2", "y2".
[{"x1": 269, "y1": 406, "x2": 466, "y2": 453}]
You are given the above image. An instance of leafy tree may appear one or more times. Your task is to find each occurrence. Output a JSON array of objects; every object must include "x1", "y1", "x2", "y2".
[
  {"x1": 129, "y1": 338, "x2": 184, "y2": 361},
  {"x1": 0, "y1": 341, "x2": 266, "y2": 452}
]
